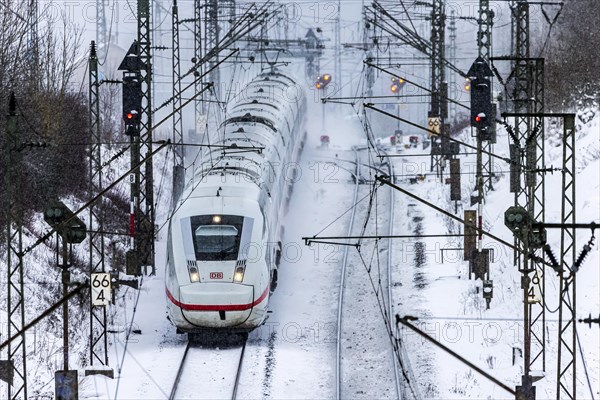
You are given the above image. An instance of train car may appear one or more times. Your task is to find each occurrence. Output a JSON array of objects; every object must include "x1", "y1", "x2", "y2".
[{"x1": 165, "y1": 70, "x2": 307, "y2": 333}]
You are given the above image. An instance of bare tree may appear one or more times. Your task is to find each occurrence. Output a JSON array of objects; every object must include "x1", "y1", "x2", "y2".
[
  {"x1": 539, "y1": 0, "x2": 600, "y2": 109},
  {"x1": 38, "y1": 8, "x2": 84, "y2": 95},
  {"x1": 0, "y1": 0, "x2": 28, "y2": 88}
]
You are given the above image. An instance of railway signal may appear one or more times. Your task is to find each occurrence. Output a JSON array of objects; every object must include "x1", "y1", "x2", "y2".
[
  {"x1": 44, "y1": 201, "x2": 87, "y2": 244},
  {"x1": 470, "y1": 78, "x2": 492, "y2": 130},
  {"x1": 467, "y1": 57, "x2": 494, "y2": 134},
  {"x1": 504, "y1": 206, "x2": 547, "y2": 248},
  {"x1": 315, "y1": 73, "x2": 332, "y2": 89},
  {"x1": 390, "y1": 76, "x2": 405, "y2": 94},
  {"x1": 122, "y1": 74, "x2": 142, "y2": 135}
]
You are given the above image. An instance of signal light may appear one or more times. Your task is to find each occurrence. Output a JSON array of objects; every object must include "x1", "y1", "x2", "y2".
[
  {"x1": 390, "y1": 77, "x2": 405, "y2": 94},
  {"x1": 43, "y1": 201, "x2": 87, "y2": 244},
  {"x1": 315, "y1": 74, "x2": 332, "y2": 90},
  {"x1": 464, "y1": 78, "x2": 471, "y2": 91},
  {"x1": 470, "y1": 78, "x2": 492, "y2": 131},
  {"x1": 123, "y1": 74, "x2": 142, "y2": 135}
]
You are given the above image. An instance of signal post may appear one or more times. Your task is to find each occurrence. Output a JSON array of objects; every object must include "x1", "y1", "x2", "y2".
[{"x1": 119, "y1": 43, "x2": 146, "y2": 277}]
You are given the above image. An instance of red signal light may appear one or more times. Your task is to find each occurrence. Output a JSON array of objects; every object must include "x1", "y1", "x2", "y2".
[
  {"x1": 475, "y1": 115, "x2": 481, "y2": 123},
  {"x1": 127, "y1": 113, "x2": 134, "y2": 120}
]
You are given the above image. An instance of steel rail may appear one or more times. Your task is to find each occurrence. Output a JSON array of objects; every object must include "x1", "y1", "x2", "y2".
[
  {"x1": 231, "y1": 339, "x2": 247, "y2": 400},
  {"x1": 336, "y1": 149, "x2": 360, "y2": 400},
  {"x1": 386, "y1": 153, "x2": 403, "y2": 399},
  {"x1": 169, "y1": 342, "x2": 191, "y2": 400}
]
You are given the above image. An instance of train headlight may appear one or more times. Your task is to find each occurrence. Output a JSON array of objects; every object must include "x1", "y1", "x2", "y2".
[
  {"x1": 189, "y1": 266, "x2": 200, "y2": 283},
  {"x1": 212, "y1": 215, "x2": 221, "y2": 224},
  {"x1": 233, "y1": 266, "x2": 245, "y2": 283}
]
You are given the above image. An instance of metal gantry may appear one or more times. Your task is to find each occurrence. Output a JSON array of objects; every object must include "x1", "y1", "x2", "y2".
[
  {"x1": 136, "y1": 0, "x2": 155, "y2": 274},
  {"x1": 87, "y1": 41, "x2": 110, "y2": 373},
  {"x1": 4, "y1": 93, "x2": 28, "y2": 400},
  {"x1": 557, "y1": 115, "x2": 576, "y2": 399}
]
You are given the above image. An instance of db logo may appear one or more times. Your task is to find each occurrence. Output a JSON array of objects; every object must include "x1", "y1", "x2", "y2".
[{"x1": 210, "y1": 272, "x2": 223, "y2": 279}]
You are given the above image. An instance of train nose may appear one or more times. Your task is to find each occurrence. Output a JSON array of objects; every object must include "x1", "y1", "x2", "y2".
[{"x1": 179, "y1": 283, "x2": 256, "y2": 327}]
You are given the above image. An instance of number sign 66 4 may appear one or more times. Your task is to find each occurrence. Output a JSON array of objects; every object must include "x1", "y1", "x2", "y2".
[{"x1": 91, "y1": 273, "x2": 111, "y2": 306}]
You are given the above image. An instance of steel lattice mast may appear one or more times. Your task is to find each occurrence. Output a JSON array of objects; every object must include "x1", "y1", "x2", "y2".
[
  {"x1": 27, "y1": 0, "x2": 37, "y2": 66},
  {"x1": 4, "y1": 93, "x2": 28, "y2": 400},
  {"x1": 557, "y1": 115, "x2": 576, "y2": 399},
  {"x1": 87, "y1": 41, "x2": 111, "y2": 374},
  {"x1": 136, "y1": 0, "x2": 155, "y2": 274},
  {"x1": 477, "y1": 0, "x2": 495, "y2": 192},
  {"x1": 429, "y1": 0, "x2": 446, "y2": 178},
  {"x1": 172, "y1": 0, "x2": 185, "y2": 204},
  {"x1": 334, "y1": 0, "x2": 342, "y2": 98},
  {"x1": 194, "y1": 0, "x2": 205, "y2": 128},
  {"x1": 512, "y1": 0, "x2": 535, "y2": 386},
  {"x1": 205, "y1": 0, "x2": 219, "y2": 98},
  {"x1": 96, "y1": 0, "x2": 110, "y2": 51},
  {"x1": 447, "y1": 11, "x2": 456, "y2": 122},
  {"x1": 510, "y1": 0, "x2": 546, "y2": 393}
]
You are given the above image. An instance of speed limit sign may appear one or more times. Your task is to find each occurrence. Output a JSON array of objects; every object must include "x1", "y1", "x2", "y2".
[
  {"x1": 428, "y1": 117, "x2": 441, "y2": 136},
  {"x1": 91, "y1": 273, "x2": 111, "y2": 306}
]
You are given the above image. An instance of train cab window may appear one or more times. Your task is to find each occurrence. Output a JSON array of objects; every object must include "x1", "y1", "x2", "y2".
[{"x1": 191, "y1": 215, "x2": 244, "y2": 261}]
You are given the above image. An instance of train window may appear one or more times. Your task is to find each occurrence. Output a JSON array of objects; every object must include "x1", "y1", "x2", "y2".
[{"x1": 190, "y1": 215, "x2": 244, "y2": 261}]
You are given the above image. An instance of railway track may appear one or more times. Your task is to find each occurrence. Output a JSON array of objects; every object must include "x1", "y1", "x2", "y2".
[
  {"x1": 169, "y1": 336, "x2": 247, "y2": 400},
  {"x1": 335, "y1": 147, "x2": 401, "y2": 399}
]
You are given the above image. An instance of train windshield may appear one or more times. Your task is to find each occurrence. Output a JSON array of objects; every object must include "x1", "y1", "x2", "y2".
[{"x1": 191, "y1": 215, "x2": 244, "y2": 261}]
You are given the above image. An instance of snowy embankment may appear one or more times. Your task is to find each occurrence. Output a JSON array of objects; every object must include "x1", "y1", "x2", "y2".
[{"x1": 391, "y1": 109, "x2": 599, "y2": 398}]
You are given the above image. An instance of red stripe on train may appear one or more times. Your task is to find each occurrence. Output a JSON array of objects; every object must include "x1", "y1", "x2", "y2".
[{"x1": 166, "y1": 285, "x2": 269, "y2": 312}]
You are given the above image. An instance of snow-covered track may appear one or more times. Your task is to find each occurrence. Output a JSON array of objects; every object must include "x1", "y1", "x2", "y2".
[
  {"x1": 386, "y1": 155, "x2": 403, "y2": 399},
  {"x1": 169, "y1": 336, "x2": 247, "y2": 400},
  {"x1": 336, "y1": 148, "x2": 401, "y2": 399}
]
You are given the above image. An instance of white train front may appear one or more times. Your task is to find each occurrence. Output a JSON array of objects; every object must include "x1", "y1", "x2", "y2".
[{"x1": 166, "y1": 70, "x2": 306, "y2": 333}]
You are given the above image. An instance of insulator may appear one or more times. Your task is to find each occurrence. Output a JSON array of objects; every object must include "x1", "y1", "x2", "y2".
[
  {"x1": 574, "y1": 234, "x2": 596, "y2": 271},
  {"x1": 543, "y1": 244, "x2": 561, "y2": 273},
  {"x1": 573, "y1": 245, "x2": 590, "y2": 272}
]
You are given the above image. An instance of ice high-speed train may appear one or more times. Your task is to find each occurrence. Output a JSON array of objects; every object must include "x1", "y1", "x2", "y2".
[{"x1": 166, "y1": 70, "x2": 306, "y2": 333}]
